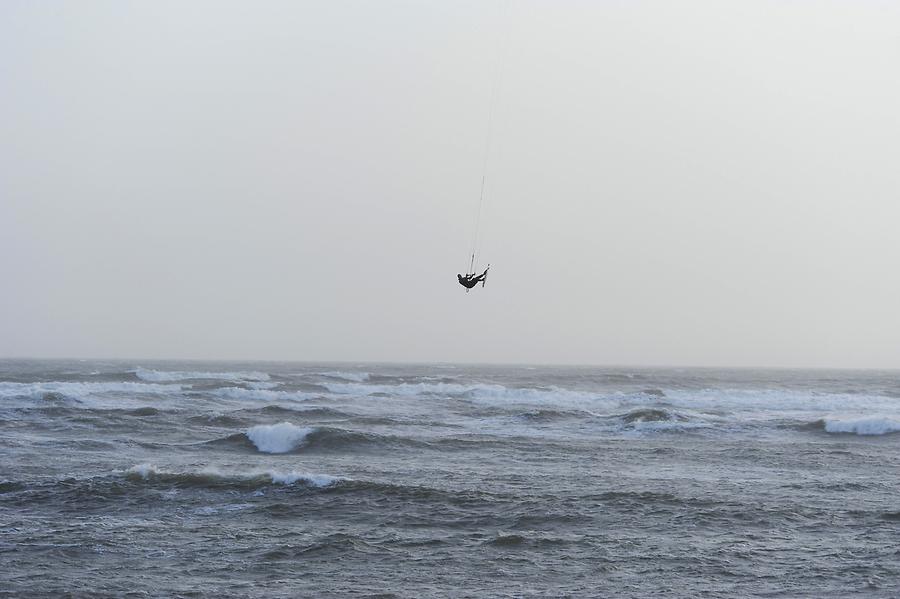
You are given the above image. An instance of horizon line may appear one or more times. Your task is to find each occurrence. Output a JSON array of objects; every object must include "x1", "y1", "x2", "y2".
[{"x1": 1, "y1": 355, "x2": 897, "y2": 372}]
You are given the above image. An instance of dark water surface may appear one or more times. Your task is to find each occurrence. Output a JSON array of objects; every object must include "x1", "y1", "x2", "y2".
[{"x1": 1, "y1": 360, "x2": 899, "y2": 597}]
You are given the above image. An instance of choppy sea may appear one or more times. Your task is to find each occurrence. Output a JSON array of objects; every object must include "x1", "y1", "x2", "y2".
[{"x1": 1, "y1": 360, "x2": 899, "y2": 597}]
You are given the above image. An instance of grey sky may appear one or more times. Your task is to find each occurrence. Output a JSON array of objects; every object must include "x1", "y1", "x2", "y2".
[{"x1": 2, "y1": 1, "x2": 899, "y2": 367}]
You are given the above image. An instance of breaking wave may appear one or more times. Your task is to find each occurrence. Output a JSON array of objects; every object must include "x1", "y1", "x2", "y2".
[
  {"x1": 0, "y1": 381, "x2": 185, "y2": 404},
  {"x1": 245, "y1": 381, "x2": 281, "y2": 390},
  {"x1": 245, "y1": 422, "x2": 315, "y2": 453},
  {"x1": 821, "y1": 417, "x2": 900, "y2": 436},
  {"x1": 233, "y1": 425, "x2": 434, "y2": 454},
  {"x1": 135, "y1": 367, "x2": 270, "y2": 383},
  {"x1": 322, "y1": 381, "x2": 477, "y2": 396},
  {"x1": 607, "y1": 408, "x2": 712, "y2": 434},
  {"x1": 126, "y1": 464, "x2": 339, "y2": 488},
  {"x1": 322, "y1": 381, "x2": 606, "y2": 407},
  {"x1": 662, "y1": 388, "x2": 900, "y2": 416}
]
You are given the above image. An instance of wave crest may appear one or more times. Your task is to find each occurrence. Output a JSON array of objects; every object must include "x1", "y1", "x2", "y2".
[
  {"x1": 822, "y1": 417, "x2": 900, "y2": 436},
  {"x1": 125, "y1": 464, "x2": 339, "y2": 488},
  {"x1": 212, "y1": 387, "x2": 315, "y2": 402},
  {"x1": 246, "y1": 422, "x2": 314, "y2": 453},
  {"x1": 135, "y1": 367, "x2": 270, "y2": 383},
  {"x1": 0, "y1": 381, "x2": 184, "y2": 404}
]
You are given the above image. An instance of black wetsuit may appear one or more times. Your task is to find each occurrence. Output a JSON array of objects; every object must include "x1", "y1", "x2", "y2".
[{"x1": 458, "y1": 269, "x2": 488, "y2": 289}]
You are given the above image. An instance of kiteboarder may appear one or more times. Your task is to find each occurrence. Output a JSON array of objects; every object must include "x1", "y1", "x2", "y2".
[{"x1": 458, "y1": 267, "x2": 489, "y2": 290}]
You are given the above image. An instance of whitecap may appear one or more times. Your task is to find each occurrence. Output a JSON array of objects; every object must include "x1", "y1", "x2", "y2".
[
  {"x1": 0, "y1": 381, "x2": 185, "y2": 405},
  {"x1": 213, "y1": 387, "x2": 314, "y2": 402},
  {"x1": 123, "y1": 464, "x2": 340, "y2": 487},
  {"x1": 823, "y1": 417, "x2": 900, "y2": 436},
  {"x1": 246, "y1": 422, "x2": 314, "y2": 453},
  {"x1": 134, "y1": 367, "x2": 270, "y2": 383},
  {"x1": 127, "y1": 463, "x2": 160, "y2": 479},
  {"x1": 246, "y1": 381, "x2": 280, "y2": 390},
  {"x1": 268, "y1": 471, "x2": 339, "y2": 487}
]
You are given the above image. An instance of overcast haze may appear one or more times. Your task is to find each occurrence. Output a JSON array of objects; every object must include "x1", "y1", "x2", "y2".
[{"x1": 2, "y1": 1, "x2": 899, "y2": 367}]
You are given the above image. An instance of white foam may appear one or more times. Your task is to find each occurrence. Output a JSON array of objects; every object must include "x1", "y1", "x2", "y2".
[
  {"x1": 323, "y1": 380, "x2": 591, "y2": 401},
  {"x1": 213, "y1": 387, "x2": 314, "y2": 402},
  {"x1": 320, "y1": 381, "x2": 900, "y2": 417},
  {"x1": 246, "y1": 381, "x2": 280, "y2": 390},
  {"x1": 620, "y1": 419, "x2": 713, "y2": 434},
  {"x1": 134, "y1": 367, "x2": 270, "y2": 383},
  {"x1": 823, "y1": 417, "x2": 900, "y2": 436},
  {"x1": 187, "y1": 377, "x2": 900, "y2": 438},
  {"x1": 268, "y1": 471, "x2": 339, "y2": 487},
  {"x1": 0, "y1": 381, "x2": 185, "y2": 405},
  {"x1": 322, "y1": 380, "x2": 619, "y2": 415},
  {"x1": 469, "y1": 384, "x2": 603, "y2": 405},
  {"x1": 324, "y1": 381, "x2": 457, "y2": 396},
  {"x1": 661, "y1": 388, "x2": 900, "y2": 416},
  {"x1": 124, "y1": 464, "x2": 340, "y2": 487},
  {"x1": 127, "y1": 463, "x2": 160, "y2": 479},
  {"x1": 246, "y1": 422, "x2": 314, "y2": 453}
]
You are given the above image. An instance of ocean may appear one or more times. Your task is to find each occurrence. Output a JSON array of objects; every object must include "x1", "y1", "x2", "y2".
[{"x1": 1, "y1": 360, "x2": 898, "y2": 597}]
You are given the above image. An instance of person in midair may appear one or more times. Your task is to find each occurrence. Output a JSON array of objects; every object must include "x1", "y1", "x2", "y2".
[{"x1": 457, "y1": 267, "x2": 489, "y2": 289}]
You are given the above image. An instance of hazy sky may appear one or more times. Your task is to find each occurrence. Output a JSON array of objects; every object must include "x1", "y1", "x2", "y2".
[{"x1": 2, "y1": 1, "x2": 899, "y2": 367}]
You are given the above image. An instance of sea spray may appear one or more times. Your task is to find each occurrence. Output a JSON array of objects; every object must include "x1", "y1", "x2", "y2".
[{"x1": 246, "y1": 422, "x2": 314, "y2": 453}]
